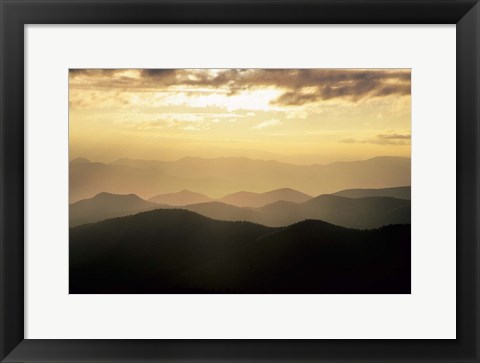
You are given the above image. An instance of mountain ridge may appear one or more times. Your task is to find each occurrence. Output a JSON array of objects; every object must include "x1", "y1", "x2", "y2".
[
  {"x1": 70, "y1": 208, "x2": 411, "y2": 294},
  {"x1": 69, "y1": 190, "x2": 411, "y2": 229}
]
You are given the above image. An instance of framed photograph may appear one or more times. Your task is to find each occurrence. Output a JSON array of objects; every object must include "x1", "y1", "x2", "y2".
[
  {"x1": 1, "y1": 0, "x2": 479, "y2": 362},
  {"x1": 68, "y1": 67, "x2": 412, "y2": 295}
]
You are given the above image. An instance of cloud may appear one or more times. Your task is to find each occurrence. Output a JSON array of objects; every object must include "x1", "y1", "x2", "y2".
[
  {"x1": 339, "y1": 133, "x2": 411, "y2": 145},
  {"x1": 141, "y1": 69, "x2": 177, "y2": 78},
  {"x1": 252, "y1": 119, "x2": 281, "y2": 130},
  {"x1": 270, "y1": 70, "x2": 410, "y2": 105},
  {"x1": 70, "y1": 68, "x2": 411, "y2": 106},
  {"x1": 69, "y1": 69, "x2": 120, "y2": 78},
  {"x1": 180, "y1": 69, "x2": 411, "y2": 105},
  {"x1": 274, "y1": 92, "x2": 319, "y2": 106}
]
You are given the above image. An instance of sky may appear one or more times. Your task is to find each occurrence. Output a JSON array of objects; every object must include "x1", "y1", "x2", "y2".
[{"x1": 69, "y1": 68, "x2": 411, "y2": 165}]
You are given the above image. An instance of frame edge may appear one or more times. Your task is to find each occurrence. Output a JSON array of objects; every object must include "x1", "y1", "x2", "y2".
[{"x1": 1, "y1": 0, "x2": 479, "y2": 362}]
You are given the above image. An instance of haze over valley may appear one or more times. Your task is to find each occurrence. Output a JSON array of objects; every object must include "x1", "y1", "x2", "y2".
[{"x1": 69, "y1": 155, "x2": 410, "y2": 203}]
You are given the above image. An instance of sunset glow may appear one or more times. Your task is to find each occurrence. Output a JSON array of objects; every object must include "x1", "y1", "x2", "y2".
[{"x1": 69, "y1": 68, "x2": 411, "y2": 164}]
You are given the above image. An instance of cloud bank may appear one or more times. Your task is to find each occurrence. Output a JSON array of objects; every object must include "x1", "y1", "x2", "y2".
[{"x1": 70, "y1": 68, "x2": 411, "y2": 106}]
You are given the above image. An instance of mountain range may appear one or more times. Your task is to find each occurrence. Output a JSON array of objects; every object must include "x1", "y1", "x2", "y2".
[
  {"x1": 70, "y1": 209, "x2": 411, "y2": 294},
  {"x1": 70, "y1": 188, "x2": 411, "y2": 229},
  {"x1": 186, "y1": 194, "x2": 410, "y2": 229},
  {"x1": 69, "y1": 156, "x2": 410, "y2": 203}
]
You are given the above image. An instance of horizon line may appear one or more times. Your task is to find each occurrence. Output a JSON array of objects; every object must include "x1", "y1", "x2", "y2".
[{"x1": 69, "y1": 154, "x2": 411, "y2": 168}]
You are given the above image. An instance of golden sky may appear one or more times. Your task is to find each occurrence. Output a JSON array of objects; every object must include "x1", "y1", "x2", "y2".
[{"x1": 69, "y1": 69, "x2": 411, "y2": 165}]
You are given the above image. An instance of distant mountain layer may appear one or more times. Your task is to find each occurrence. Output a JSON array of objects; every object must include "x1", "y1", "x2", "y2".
[
  {"x1": 187, "y1": 194, "x2": 410, "y2": 229},
  {"x1": 70, "y1": 191, "x2": 411, "y2": 229},
  {"x1": 219, "y1": 188, "x2": 312, "y2": 208},
  {"x1": 70, "y1": 192, "x2": 161, "y2": 227},
  {"x1": 70, "y1": 209, "x2": 411, "y2": 294},
  {"x1": 334, "y1": 186, "x2": 411, "y2": 200},
  {"x1": 149, "y1": 190, "x2": 212, "y2": 206},
  {"x1": 69, "y1": 156, "x2": 410, "y2": 203},
  {"x1": 148, "y1": 188, "x2": 311, "y2": 208}
]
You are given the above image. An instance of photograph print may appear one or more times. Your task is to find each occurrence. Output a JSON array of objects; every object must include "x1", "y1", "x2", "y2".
[{"x1": 69, "y1": 68, "x2": 411, "y2": 294}]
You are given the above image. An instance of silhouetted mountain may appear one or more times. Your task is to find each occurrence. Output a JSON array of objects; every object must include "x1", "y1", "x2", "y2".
[
  {"x1": 282, "y1": 194, "x2": 410, "y2": 229},
  {"x1": 70, "y1": 209, "x2": 410, "y2": 294},
  {"x1": 71, "y1": 156, "x2": 410, "y2": 202},
  {"x1": 333, "y1": 186, "x2": 411, "y2": 200},
  {"x1": 70, "y1": 192, "x2": 162, "y2": 227},
  {"x1": 184, "y1": 194, "x2": 410, "y2": 229},
  {"x1": 219, "y1": 188, "x2": 312, "y2": 208},
  {"x1": 237, "y1": 220, "x2": 411, "y2": 293},
  {"x1": 70, "y1": 209, "x2": 274, "y2": 293},
  {"x1": 149, "y1": 190, "x2": 212, "y2": 206}
]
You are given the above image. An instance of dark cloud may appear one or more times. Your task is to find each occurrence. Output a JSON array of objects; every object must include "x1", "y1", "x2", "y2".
[
  {"x1": 70, "y1": 68, "x2": 411, "y2": 105},
  {"x1": 69, "y1": 69, "x2": 120, "y2": 78},
  {"x1": 168, "y1": 69, "x2": 410, "y2": 105},
  {"x1": 274, "y1": 92, "x2": 320, "y2": 106},
  {"x1": 141, "y1": 69, "x2": 177, "y2": 77},
  {"x1": 267, "y1": 69, "x2": 410, "y2": 105},
  {"x1": 374, "y1": 84, "x2": 411, "y2": 97},
  {"x1": 140, "y1": 69, "x2": 178, "y2": 84}
]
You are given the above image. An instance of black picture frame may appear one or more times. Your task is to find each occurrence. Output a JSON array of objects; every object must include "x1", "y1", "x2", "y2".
[{"x1": 1, "y1": 0, "x2": 479, "y2": 362}]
